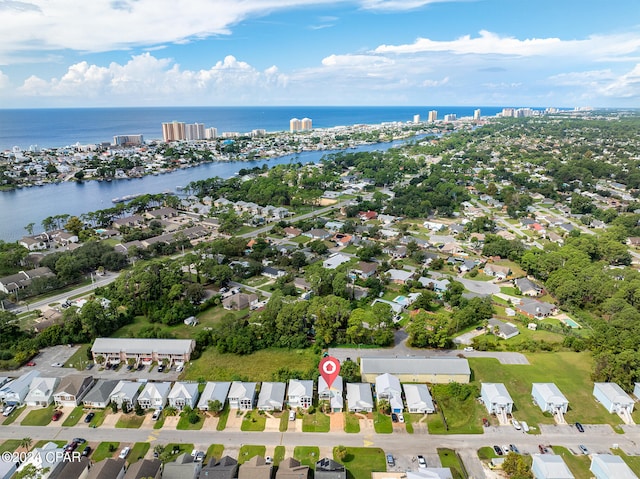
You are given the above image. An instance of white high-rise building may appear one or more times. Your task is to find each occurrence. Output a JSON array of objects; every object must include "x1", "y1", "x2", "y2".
[
  {"x1": 205, "y1": 127, "x2": 218, "y2": 139},
  {"x1": 290, "y1": 118, "x2": 301, "y2": 132},
  {"x1": 444, "y1": 114, "x2": 457, "y2": 122},
  {"x1": 301, "y1": 118, "x2": 312, "y2": 130},
  {"x1": 185, "y1": 123, "x2": 205, "y2": 141},
  {"x1": 428, "y1": 110, "x2": 438, "y2": 122},
  {"x1": 162, "y1": 121, "x2": 186, "y2": 142},
  {"x1": 474, "y1": 109, "x2": 481, "y2": 120},
  {"x1": 413, "y1": 114, "x2": 421, "y2": 123}
]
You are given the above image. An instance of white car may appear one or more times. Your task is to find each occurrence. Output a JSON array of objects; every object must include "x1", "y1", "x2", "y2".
[
  {"x1": 265, "y1": 456, "x2": 273, "y2": 465},
  {"x1": 289, "y1": 411, "x2": 296, "y2": 421},
  {"x1": 2, "y1": 405, "x2": 16, "y2": 417},
  {"x1": 463, "y1": 347, "x2": 474, "y2": 352},
  {"x1": 51, "y1": 362, "x2": 64, "y2": 367},
  {"x1": 512, "y1": 419, "x2": 521, "y2": 430},
  {"x1": 152, "y1": 409, "x2": 162, "y2": 421},
  {"x1": 417, "y1": 455, "x2": 427, "y2": 468},
  {"x1": 118, "y1": 447, "x2": 130, "y2": 459},
  {"x1": 398, "y1": 413, "x2": 405, "y2": 423}
]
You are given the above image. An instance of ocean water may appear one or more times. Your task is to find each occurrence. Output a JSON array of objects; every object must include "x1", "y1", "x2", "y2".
[{"x1": 0, "y1": 106, "x2": 506, "y2": 151}]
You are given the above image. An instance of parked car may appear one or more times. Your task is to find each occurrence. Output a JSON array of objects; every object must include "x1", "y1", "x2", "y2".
[
  {"x1": 2, "y1": 405, "x2": 16, "y2": 417},
  {"x1": 575, "y1": 422, "x2": 584, "y2": 433},
  {"x1": 73, "y1": 438, "x2": 86, "y2": 444},
  {"x1": 192, "y1": 451, "x2": 205, "y2": 462},
  {"x1": 512, "y1": 419, "x2": 521, "y2": 430},
  {"x1": 521, "y1": 421, "x2": 530, "y2": 433},
  {"x1": 509, "y1": 444, "x2": 520, "y2": 454},
  {"x1": 64, "y1": 442, "x2": 78, "y2": 453},
  {"x1": 84, "y1": 412, "x2": 95, "y2": 423},
  {"x1": 482, "y1": 417, "x2": 490, "y2": 427},
  {"x1": 386, "y1": 454, "x2": 395, "y2": 467},
  {"x1": 119, "y1": 447, "x2": 130, "y2": 459},
  {"x1": 538, "y1": 444, "x2": 546, "y2": 454},
  {"x1": 176, "y1": 364, "x2": 184, "y2": 372},
  {"x1": 398, "y1": 413, "x2": 405, "y2": 423},
  {"x1": 52, "y1": 410, "x2": 63, "y2": 421},
  {"x1": 265, "y1": 456, "x2": 273, "y2": 465},
  {"x1": 579, "y1": 445, "x2": 589, "y2": 455},
  {"x1": 82, "y1": 446, "x2": 92, "y2": 457},
  {"x1": 463, "y1": 347, "x2": 474, "y2": 352},
  {"x1": 289, "y1": 411, "x2": 296, "y2": 421},
  {"x1": 85, "y1": 363, "x2": 94, "y2": 370},
  {"x1": 26, "y1": 361, "x2": 36, "y2": 366},
  {"x1": 152, "y1": 409, "x2": 162, "y2": 421},
  {"x1": 391, "y1": 413, "x2": 398, "y2": 423},
  {"x1": 157, "y1": 365, "x2": 165, "y2": 373},
  {"x1": 417, "y1": 455, "x2": 427, "y2": 468},
  {"x1": 51, "y1": 362, "x2": 63, "y2": 367},
  {"x1": 493, "y1": 445, "x2": 503, "y2": 456}
]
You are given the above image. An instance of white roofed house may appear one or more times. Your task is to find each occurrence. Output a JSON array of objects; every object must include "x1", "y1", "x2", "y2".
[
  {"x1": 375, "y1": 373, "x2": 404, "y2": 413},
  {"x1": 228, "y1": 381, "x2": 257, "y2": 410},
  {"x1": 288, "y1": 379, "x2": 314, "y2": 410},
  {"x1": 483, "y1": 263, "x2": 511, "y2": 280},
  {"x1": 257, "y1": 382, "x2": 286, "y2": 411},
  {"x1": 110, "y1": 380, "x2": 140, "y2": 410},
  {"x1": 318, "y1": 376, "x2": 344, "y2": 412},
  {"x1": 531, "y1": 383, "x2": 569, "y2": 423},
  {"x1": 197, "y1": 381, "x2": 231, "y2": 411},
  {"x1": 15, "y1": 441, "x2": 65, "y2": 479},
  {"x1": 531, "y1": 455, "x2": 574, "y2": 479},
  {"x1": 487, "y1": 318, "x2": 520, "y2": 340},
  {"x1": 346, "y1": 383, "x2": 374, "y2": 413},
  {"x1": 590, "y1": 454, "x2": 638, "y2": 479},
  {"x1": 24, "y1": 376, "x2": 59, "y2": 407},
  {"x1": 480, "y1": 383, "x2": 513, "y2": 424},
  {"x1": 402, "y1": 384, "x2": 435, "y2": 414},
  {"x1": 593, "y1": 382, "x2": 635, "y2": 424},
  {"x1": 137, "y1": 381, "x2": 172, "y2": 410},
  {"x1": 168, "y1": 382, "x2": 200, "y2": 410},
  {"x1": 0, "y1": 370, "x2": 40, "y2": 406}
]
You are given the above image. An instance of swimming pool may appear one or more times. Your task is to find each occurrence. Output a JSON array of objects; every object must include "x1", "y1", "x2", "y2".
[
  {"x1": 561, "y1": 317, "x2": 581, "y2": 328},
  {"x1": 393, "y1": 295, "x2": 408, "y2": 304}
]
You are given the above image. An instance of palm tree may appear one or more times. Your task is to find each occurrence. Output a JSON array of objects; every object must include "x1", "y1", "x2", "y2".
[{"x1": 19, "y1": 437, "x2": 32, "y2": 451}]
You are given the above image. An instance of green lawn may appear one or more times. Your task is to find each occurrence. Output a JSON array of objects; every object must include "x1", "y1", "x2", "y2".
[
  {"x1": 612, "y1": 449, "x2": 640, "y2": 476},
  {"x1": 0, "y1": 440, "x2": 21, "y2": 454},
  {"x1": 301, "y1": 410, "x2": 330, "y2": 432},
  {"x1": 477, "y1": 446, "x2": 498, "y2": 460},
  {"x1": 205, "y1": 444, "x2": 225, "y2": 463},
  {"x1": 61, "y1": 406, "x2": 85, "y2": 427},
  {"x1": 333, "y1": 447, "x2": 386, "y2": 479},
  {"x1": 551, "y1": 446, "x2": 591, "y2": 479},
  {"x1": 115, "y1": 414, "x2": 145, "y2": 429},
  {"x1": 344, "y1": 412, "x2": 360, "y2": 433},
  {"x1": 238, "y1": 445, "x2": 266, "y2": 464},
  {"x1": 241, "y1": 410, "x2": 266, "y2": 431},
  {"x1": 294, "y1": 446, "x2": 320, "y2": 468},
  {"x1": 129, "y1": 442, "x2": 150, "y2": 463},
  {"x1": 438, "y1": 449, "x2": 467, "y2": 479},
  {"x1": 279, "y1": 412, "x2": 289, "y2": 432},
  {"x1": 1, "y1": 406, "x2": 25, "y2": 425},
  {"x1": 470, "y1": 353, "x2": 624, "y2": 430},
  {"x1": 89, "y1": 409, "x2": 108, "y2": 428},
  {"x1": 428, "y1": 386, "x2": 484, "y2": 434},
  {"x1": 93, "y1": 442, "x2": 120, "y2": 462},
  {"x1": 21, "y1": 405, "x2": 55, "y2": 426},
  {"x1": 65, "y1": 344, "x2": 92, "y2": 370},
  {"x1": 500, "y1": 286, "x2": 520, "y2": 296},
  {"x1": 162, "y1": 443, "x2": 194, "y2": 463},
  {"x1": 177, "y1": 410, "x2": 205, "y2": 430},
  {"x1": 274, "y1": 446, "x2": 286, "y2": 466},
  {"x1": 216, "y1": 405, "x2": 230, "y2": 431},
  {"x1": 372, "y1": 412, "x2": 393, "y2": 434},
  {"x1": 184, "y1": 348, "x2": 319, "y2": 382},
  {"x1": 404, "y1": 413, "x2": 423, "y2": 434}
]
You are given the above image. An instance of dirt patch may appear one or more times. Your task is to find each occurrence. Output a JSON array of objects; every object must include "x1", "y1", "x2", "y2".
[
  {"x1": 101, "y1": 411, "x2": 121, "y2": 427},
  {"x1": 265, "y1": 417, "x2": 281, "y2": 432},
  {"x1": 224, "y1": 410, "x2": 246, "y2": 430},
  {"x1": 329, "y1": 413, "x2": 344, "y2": 431},
  {"x1": 163, "y1": 416, "x2": 179, "y2": 429},
  {"x1": 202, "y1": 415, "x2": 219, "y2": 430}
]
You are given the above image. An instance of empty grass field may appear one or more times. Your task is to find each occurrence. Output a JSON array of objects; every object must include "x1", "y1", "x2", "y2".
[
  {"x1": 372, "y1": 412, "x2": 393, "y2": 434},
  {"x1": 241, "y1": 410, "x2": 266, "y2": 432},
  {"x1": 333, "y1": 447, "x2": 386, "y2": 479},
  {"x1": 302, "y1": 410, "x2": 330, "y2": 432},
  {"x1": 128, "y1": 442, "x2": 150, "y2": 463},
  {"x1": 294, "y1": 446, "x2": 320, "y2": 468},
  {"x1": 115, "y1": 414, "x2": 145, "y2": 429},
  {"x1": 238, "y1": 445, "x2": 266, "y2": 464},
  {"x1": 93, "y1": 442, "x2": 119, "y2": 462},
  {"x1": 61, "y1": 406, "x2": 85, "y2": 427},
  {"x1": 205, "y1": 444, "x2": 225, "y2": 463}
]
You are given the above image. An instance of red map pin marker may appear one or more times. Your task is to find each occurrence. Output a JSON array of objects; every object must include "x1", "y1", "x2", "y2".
[{"x1": 319, "y1": 356, "x2": 341, "y2": 389}]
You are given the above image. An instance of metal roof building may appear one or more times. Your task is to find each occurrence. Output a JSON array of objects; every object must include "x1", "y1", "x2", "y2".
[{"x1": 360, "y1": 357, "x2": 470, "y2": 383}]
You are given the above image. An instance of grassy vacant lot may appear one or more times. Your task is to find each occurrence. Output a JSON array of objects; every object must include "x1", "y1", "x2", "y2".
[
  {"x1": 279, "y1": 412, "x2": 289, "y2": 432},
  {"x1": 294, "y1": 446, "x2": 320, "y2": 468},
  {"x1": 238, "y1": 445, "x2": 266, "y2": 464},
  {"x1": 302, "y1": 410, "x2": 330, "y2": 433},
  {"x1": 205, "y1": 444, "x2": 224, "y2": 463},
  {"x1": 333, "y1": 447, "x2": 386, "y2": 479},
  {"x1": 115, "y1": 414, "x2": 145, "y2": 429},
  {"x1": 65, "y1": 344, "x2": 92, "y2": 370},
  {"x1": 89, "y1": 409, "x2": 108, "y2": 428},
  {"x1": 61, "y1": 406, "x2": 85, "y2": 427},
  {"x1": 241, "y1": 410, "x2": 266, "y2": 431},
  {"x1": 470, "y1": 353, "x2": 623, "y2": 430},
  {"x1": 273, "y1": 445, "x2": 286, "y2": 466},
  {"x1": 428, "y1": 386, "x2": 484, "y2": 434},
  {"x1": 21, "y1": 405, "x2": 55, "y2": 426},
  {"x1": 0, "y1": 440, "x2": 21, "y2": 454},
  {"x1": 438, "y1": 449, "x2": 467, "y2": 479},
  {"x1": 177, "y1": 410, "x2": 205, "y2": 430},
  {"x1": 552, "y1": 446, "x2": 590, "y2": 479},
  {"x1": 372, "y1": 412, "x2": 393, "y2": 434},
  {"x1": 129, "y1": 442, "x2": 150, "y2": 463},
  {"x1": 163, "y1": 443, "x2": 194, "y2": 463},
  {"x1": 344, "y1": 412, "x2": 360, "y2": 433},
  {"x1": 184, "y1": 348, "x2": 318, "y2": 382},
  {"x1": 93, "y1": 442, "x2": 119, "y2": 462}
]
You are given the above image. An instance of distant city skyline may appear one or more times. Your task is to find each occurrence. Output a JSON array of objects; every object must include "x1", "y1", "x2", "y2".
[{"x1": 0, "y1": 0, "x2": 639, "y2": 108}]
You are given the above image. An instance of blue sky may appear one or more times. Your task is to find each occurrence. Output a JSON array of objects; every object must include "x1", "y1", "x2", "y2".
[{"x1": 0, "y1": 0, "x2": 639, "y2": 108}]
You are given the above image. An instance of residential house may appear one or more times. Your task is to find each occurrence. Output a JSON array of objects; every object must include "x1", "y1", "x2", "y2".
[
  {"x1": 405, "y1": 470, "x2": 454, "y2": 479},
  {"x1": 593, "y1": 383, "x2": 635, "y2": 422},
  {"x1": 384, "y1": 245, "x2": 407, "y2": 258},
  {"x1": 480, "y1": 383, "x2": 514, "y2": 418},
  {"x1": 332, "y1": 233, "x2": 353, "y2": 247},
  {"x1": 163, "y1": 453, "x2": 202, "y2": 479},
  {"x1": 495, "y1": 230, "x2": 516, "y2": 241},
  {"x1": 283, "y1": 227, "x2": 303, "y2": 238},
  {"x1": 439, "y1": 243, "x2": 463, "y2": 255},
  {"x1": 24, "y1": 377, "x2": 59, "y2": 408},
  {"x1": 168, "y1": 382, "x2": 200, "y2": 410},
  {"x1": 146, "y1": 207, "x2": 179, "y2": 219},
  {"x1": 315, "y1": 458, "x2": 346, "y2": 479},
  {"x1": 82, "y1": 379, "x2": 118, "y2": 409},
  {"x1": 378, "y1": 214, "x2": 399, "y2": 225},
  {"x1": 137, "y1": 381, "x2": 172, "y2": 410},
  {"x1": 257, "y1": 382, "x2": 286, "y2": 411},
  {"x1": 318, "y1": 376, "x2": 344, "y2": 412},
  {"x1": 222, "y1": 293, "x2": 259, "y2": 311},
  {"x1": 123, "y1": 459, "x2": 162, "y2": 479},
  {"x1": 0, "y1": 370, "x2": 40, "y2": 405},
  {"x1": 322, "y1": 253, "x2": 351, "y2": 270},
  {"x1": 197, "y1": 382, "x2": 231, "y2": 412},
  {"x1": 402, "y1": 383, "x2": 435, "y2": 414},
  {"x1": 0, "y1": 457, "x2": 18, "y2": 479},
  {"x1": 110, "y1": 380, "x2": 140, "y2": 410},
  {"x1": 516, "y1": 299, "x2": 557, "y2": 319},
  {"x1": 0, "y1": 267, "x2": 55, "y2": 294},
  {"x1": 14, "y1": 442, "x2": 65, "y2": 479},
  {"x1": 423, "y1": 221, "x2": 445, "y2": 232},
  {"x1": 293, "y1": 278, "x2": 312, "y2": 291},
  {"x1": 238, "y1": 455, "x2": 272, "y2": 479},
  {"x1": 483, "y1": 263, "x2": 511, "y2": 280},
  {"x1": 227, "y1": 381, "x2": 257, "y2": 410},
  {"x1": 418, "y1": 277, "x2": 450, "y2": 294},
  {"x1": 91, "y1": 338, "x2": 196, "y2": 367},
  {"x1": 515, "y1": 277, "x2": 542, "y2": 296},
  {"x1": 346, "y1": 383, "x2": 374, "y2": 413},
  {"x1": 358, "y1": 211, "x2": 378, "y2": 221},
  {"x1": 306, "y1": 228, "x2": 331, "y2": 240},
  {"x1": 590, "y1": 454, "x2": 638, "y2": 479},
  {"x1": 48, "y1": 457, "x2": 91, "y2": 479},
  {"x1": 487, "y1": 318, "x2": 520, "y2": 340},
  {"x1": 287, "y1": 379, "x2": 313, "y2": 410},
  {"x1": 449, "y1": 224, "x2": 465, "y2": 235},
  {"x1": 531, "y1": 455, "x2": 574, "y2": 479},
  {"x1": 112, "y1": 214, "x2": 145, "y2": 230},
  {"x1": 352, "y1": 261, "x2": 377, "y2": 279},
  {"x1": 371, "y1": 299, "x2": 403, "y2": 315},
  {"x1": 19, "y1": 234, "x2": 49, "y2": 251},
  {"x1": 386, "y1": 269, "x2": 414, "y2": 284},
  {"x1": 262, "y1": 267, "x2": 286, "y2": 280},
  {"x1": 375, "y1": 373, "x2": 403, "y2": 413},
  {"x1": 276, "y1": 458, "x2": 309, "y2": 479},
  {"x1": 199, "y1": 456, "x2": 238, "y2": 479},
  {"x1": 531, "y1": 383, "x2": 569, "y2": 415}
]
